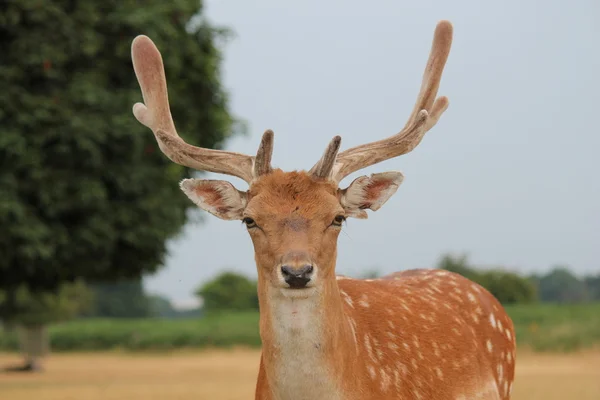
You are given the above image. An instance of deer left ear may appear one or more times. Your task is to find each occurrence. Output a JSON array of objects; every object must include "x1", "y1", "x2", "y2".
[
  {"x1": 338, "y1": 172, "x2": 404, "y2": 219},
  {"x1": 180, "y1": 179, "x2": 247, "y2": 220}
]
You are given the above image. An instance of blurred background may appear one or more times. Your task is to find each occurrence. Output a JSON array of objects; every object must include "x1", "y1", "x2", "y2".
[{"x1": 0, "y1": 0, "x2": 598, "y2": 399}]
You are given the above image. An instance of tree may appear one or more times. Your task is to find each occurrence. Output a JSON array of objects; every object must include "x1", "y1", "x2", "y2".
[
  {"x1": 148, "y1": 294, "x2": 177, "y2": 318},
  {"x1": 1, "y1": 281, "x2": 91, "y2": 371},
  {"x1": 437, "y1": 253, "x2": 537, "y2": 304},
  {"x1": 196, "y1": 272, "x2": 259, "y2": 313},
  {"x1": 0, "y1": 0, "x2": 239, "y2": 368},
  {"x1": 478, "y1": 270, "x2": 537, "y2": 305},
  {"x1": 583, "y1": 274, "x2": 600, "y2": 301},
  {"x1": 82, "y1": 280, "x2": 152, "y2": 318},
  {"x1": 535, "y1": 267, "x2": 588, "y2": 303},
  {"x1": 437, "y1": 253, "x2": 480, "y2": 282}
]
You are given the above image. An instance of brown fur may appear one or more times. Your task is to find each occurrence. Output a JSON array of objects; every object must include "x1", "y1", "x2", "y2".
[{"x1": 241, "y1": 171, "x2": 516, "y2": 400}]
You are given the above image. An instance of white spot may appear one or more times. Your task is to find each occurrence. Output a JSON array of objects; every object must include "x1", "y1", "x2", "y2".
[
  {"x1": 497, "y1": 319, "x2": 503, "y2": 331},
  {"x1": 341, "y1": 291, "x2": 354, "y2": 308},
  {"x1": 507, "y1": 352, "x2": 512, "y2": 363},
  {"x1": 365, "y1": 335, "x2": 377, "y2": 363},
  {"x1": 489, "y1": 313, "x2": 497, "y2": 329},
  {"x1": 435, "y1": 367, "x2": 444, "y2": 380},
  {"x1": 388, "y1": 320, "x2": 395, "y2": 329},
  {"x1": 367, "y1": 365, "x2": 376, "y2": 379},
  {"x1": 486, "y1": 339, "x2": 493, "y2": 353},
  {"x1": 347, "y1": 317, "x2": 358, "y2": 353},
  {"x1": 467, "y1": 292, "x2": 477, "y2": 303},
  {"x1": 388, "y1": 342, "x2": 400, "y2": 352},
  {"x1": 380, "y1": 369, "x2": 391, "y2": 391},
  {"x1": 412, "y1": 335, "x2": 420, "y2": 348},
  {"x1": 359, "y1": 294, "x2": 370, "y2": 308},
  {"x1": 506, "y1": 329, "x2": 512, "y2": 340}
]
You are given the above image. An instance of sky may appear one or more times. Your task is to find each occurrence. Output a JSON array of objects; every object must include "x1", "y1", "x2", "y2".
[{"x1": 144, "y1": 0, "x2": 599, "y2": 308}]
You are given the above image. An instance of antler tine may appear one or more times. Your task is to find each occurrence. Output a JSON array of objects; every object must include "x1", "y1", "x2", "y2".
[
  {"x1": 131, "y1": 35, "x2": 256, "y2": 183},
  {"x1": 309, "y1": 135, "x2": 342, "y2": 179},
  {"x1": 254, "y1": 129, "x2": 274, "y2": 177},
  {"x1": 331, "y1": 20, "x2": 453, "y2": 183}
]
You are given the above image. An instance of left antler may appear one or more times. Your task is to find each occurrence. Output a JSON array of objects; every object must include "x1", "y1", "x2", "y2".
[{"x1": 131, "y1": 35, "x2": 273, "y2": 183}]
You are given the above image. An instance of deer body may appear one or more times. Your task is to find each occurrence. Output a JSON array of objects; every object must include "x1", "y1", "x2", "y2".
[
  {"x1": 256, "y1": 269, "x2": 515, "y2": 400},
  {"x1": 129, "y1": 19, "x2": 517, "y2": 400}
]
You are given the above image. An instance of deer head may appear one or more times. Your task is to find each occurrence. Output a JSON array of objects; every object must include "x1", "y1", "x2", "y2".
[{"x1": 130, "y1": 21, "x2": 453, "y2": 299}]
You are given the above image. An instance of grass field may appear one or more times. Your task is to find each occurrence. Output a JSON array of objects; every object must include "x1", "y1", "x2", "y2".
[
  {"x1": 1, "y1": 349, "x2": 599, "y2": 399},
  {"x1": 2, "y1": 303, "x2": 600, "y2": 353}
]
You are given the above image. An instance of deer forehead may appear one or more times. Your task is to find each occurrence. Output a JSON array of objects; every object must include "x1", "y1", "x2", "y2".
[{"x1": 246, "y1": 170, "x2": 343, "y2": 218}]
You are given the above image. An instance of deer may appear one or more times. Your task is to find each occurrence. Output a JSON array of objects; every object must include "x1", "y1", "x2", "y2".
[{"x1": 130, "y1": 20, "x2": 516, "y2": 400}]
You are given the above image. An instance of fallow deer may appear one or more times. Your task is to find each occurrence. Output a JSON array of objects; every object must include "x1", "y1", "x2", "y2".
[{"x1": 130, "y1": 20, "x2": 516, "y2": 400}]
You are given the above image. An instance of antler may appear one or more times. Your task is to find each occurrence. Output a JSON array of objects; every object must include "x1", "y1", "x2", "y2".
[
  {"x1": 311, "y1": 20, "x2": 453, "y2": 183},
  {"x1": 131, "y1": 35, "x2": 273, "y2": 183}
]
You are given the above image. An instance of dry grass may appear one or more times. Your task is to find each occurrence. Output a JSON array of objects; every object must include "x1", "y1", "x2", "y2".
[{"x1": 1, "y1": 349, "x2": 599, "y2": 399}]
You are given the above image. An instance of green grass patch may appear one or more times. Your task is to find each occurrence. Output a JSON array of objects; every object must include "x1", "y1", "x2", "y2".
[
  {"x1": 2, "y1": 303, "x2": 600, "y2": 353},
  {"x1": 505, "y1": 302, "x2": 600, "y2": 352}
]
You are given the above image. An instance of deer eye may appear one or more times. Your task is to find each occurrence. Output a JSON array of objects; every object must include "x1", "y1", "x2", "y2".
[
  {"x1": 331, "y1": 215, "x2": 346, "y2": 227},
  {"x1": 242, "y1": 217, "x2": 257, "y2": 229}
]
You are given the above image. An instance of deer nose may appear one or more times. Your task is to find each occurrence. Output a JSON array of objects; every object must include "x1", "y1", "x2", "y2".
[{"x1": 281, "y1": 264, "x2": 313, "y2": 288}]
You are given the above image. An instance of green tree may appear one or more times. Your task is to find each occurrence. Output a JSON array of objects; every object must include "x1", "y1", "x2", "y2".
[
  {"x1": 148, "y1": 294, "x2": 177, "y2": 318},
  {"x1": 437, "y1": 253, "x2": 480, "y2": 282},
  {"x1": 196, "y1": 272, "x2": 259, "y2": 313},
  {"x1": 82, "y1": 280, "x2": 151, "y2": 318},
  {"x1": 437, "y1": 253, "x2": 537, "y2": 305},
  {"x1": 0, "y1": 0, "x2": 239, "y2": 368},
  {"x1": 1, "y1": 281, "x2": 91, "y2": 371},
  {"x1": 584, "y1": 274, "x2": 600, "y2": 301},
  {"x1": 478, "y1": 270, "x2": 537, "y2": 305},
  {"x1": 535, "y1": 267, "x2": 588, "y2": 303}
]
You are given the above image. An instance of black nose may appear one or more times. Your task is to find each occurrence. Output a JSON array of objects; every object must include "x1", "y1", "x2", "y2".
[{"x1": 281, "y1": 265, "x2": 313, "y2": 288}]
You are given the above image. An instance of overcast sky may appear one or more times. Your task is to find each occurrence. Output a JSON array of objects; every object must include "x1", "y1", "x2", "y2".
[{"x1": 144, "y1": 0, "x2": 599, "y2": 307}]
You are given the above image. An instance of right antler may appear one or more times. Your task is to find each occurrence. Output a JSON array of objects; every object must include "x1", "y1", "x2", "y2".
[
  {"x1": 310, "y1": 20, "x2": 453, "y2": 183},
  {"x1": 131, "y1": 35, "x2": 273, "y2": 183}
]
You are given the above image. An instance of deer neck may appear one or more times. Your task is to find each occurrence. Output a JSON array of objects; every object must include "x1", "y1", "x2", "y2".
[{"x1": 257, "y1": 272, "x2": 356, "y2": 400}]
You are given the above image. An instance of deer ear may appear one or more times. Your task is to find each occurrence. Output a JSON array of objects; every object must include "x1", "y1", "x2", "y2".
[
  {"x1": 338, "y1": 172, "x2": 404, "y2": 219},
  {"x1": 180, "y1": 179, "x2": 247, "y2": 220}
]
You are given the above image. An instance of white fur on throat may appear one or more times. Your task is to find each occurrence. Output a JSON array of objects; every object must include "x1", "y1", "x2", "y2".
[{"x1": 266, "y1": 289, "x2": 344, "y2": 400}]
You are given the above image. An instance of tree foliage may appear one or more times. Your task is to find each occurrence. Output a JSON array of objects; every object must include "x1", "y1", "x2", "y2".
[
  {"x1": 82, "y1": 279, "x2": 152, "y2": 318},
  {"x1": 437, "y1": 254, "x2": 537, "y2": 305},
  {"x1": 0, "y1": 1, "x2": 240, "y2": 320},
  {"x1": 0, "y1": 281, "x2": 92, "y2": 327},
  {"x1": 196, "y1": 271, "x2": 259, "y2": 313},
  {"x1": 530, "y1": 267, "x2": 589, "y2": 303}
]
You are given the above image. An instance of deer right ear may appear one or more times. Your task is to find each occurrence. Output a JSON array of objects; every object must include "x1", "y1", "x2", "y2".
[
  {"x1": 338, "y1": 172, "x2": 404, "y2": 219},
  {"x1": 180, "y1": 179, "x2": 248, "y2": 220}
]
